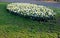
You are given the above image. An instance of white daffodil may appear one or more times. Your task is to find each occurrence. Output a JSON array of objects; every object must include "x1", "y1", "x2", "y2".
[{"x1": 7, "y1": 3, "x2": 56, "y2": 19}]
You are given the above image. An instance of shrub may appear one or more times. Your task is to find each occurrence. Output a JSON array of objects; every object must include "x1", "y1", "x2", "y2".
[{"x1": 7, "y1": 3, "x2": 56, "y2": 21}]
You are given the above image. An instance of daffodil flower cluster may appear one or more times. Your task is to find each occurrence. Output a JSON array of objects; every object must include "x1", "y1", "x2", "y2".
[{"x1": 7, "y1": 3, "x2": 56, "y2": 19}]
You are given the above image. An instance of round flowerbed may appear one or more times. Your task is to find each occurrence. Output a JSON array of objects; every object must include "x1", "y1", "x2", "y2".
[{"x1": 7, "y1": 3, "x2": 56, "y2": 21}]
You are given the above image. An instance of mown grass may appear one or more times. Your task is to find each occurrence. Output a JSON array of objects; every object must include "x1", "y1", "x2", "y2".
[{"x1": 0, "y1": 2, "x2": 60, "y2": 38}]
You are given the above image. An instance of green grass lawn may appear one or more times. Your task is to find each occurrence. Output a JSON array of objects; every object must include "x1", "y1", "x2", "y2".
[{"x1": 0, "y1": 2, "x2": 60, "y2": 38}]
